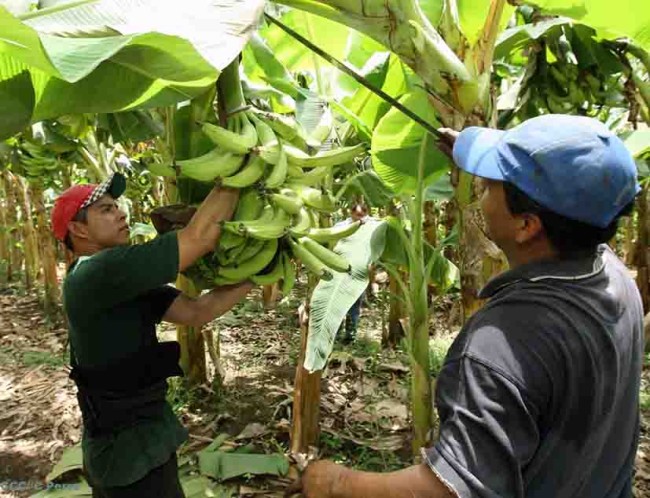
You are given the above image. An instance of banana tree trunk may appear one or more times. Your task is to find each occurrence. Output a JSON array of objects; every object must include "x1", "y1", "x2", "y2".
[
  {"x1": 409, "y1": 137, "x2": 434, "y2": 453},
  {"x1": 290, "y1": 303, "x2": 322, "y2": 454},
  {"x1": 2, "y1": 171, "x2": 21, "y2": 283},
  {"x1": 31, "y1": 181, "x2": 59, "y2": 314},
  {"x1": 177, "y1": 275, "x2": 208, "y2": 384},
  {"x1": 16, "y1": 175, "x2": 38, "y2": 290},
  {"x1": 454, "y1": 171, "x2": 507, "y2": 320},
  {"x1": 384, "y1": 270, "x2": 406, "y2": 348},
  {"x1": 0, "y1": 171, "x2": 11, "y2": 284}
]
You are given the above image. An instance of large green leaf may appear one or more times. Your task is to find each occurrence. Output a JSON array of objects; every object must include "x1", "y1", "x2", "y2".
[
  {"x1": 622, "y1": 129, "x2": 650, "y2": 158},
  {"x1": 457, "y1": 0, "x2": 516, "y2": 47},
  {"x1": 527, "y1": 0, "x2": 650, "y2": 51},
  {"x1": 495, "y1": 17, "x2": 570, "y2": 59},
  {"x1": 371, "y1": 89, "x2": 451, "y2": 194},
  {"x1": 0, "y1": 0, "x2": 264, "y2": 139},
  {"x1": 305, "y1": 219, "x2": 387, "y2": 372},
  {"x1": 335, "y1": 169, "x2": 396, "y2": 207}
]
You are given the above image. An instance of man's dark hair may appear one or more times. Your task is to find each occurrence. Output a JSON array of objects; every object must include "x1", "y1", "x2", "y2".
[
  {"x1": 63, "y1": 207, "x2": 88, "y2": 252},
  {"x1": 502, "y1": 182, "x2": 634, "y2": 257}
]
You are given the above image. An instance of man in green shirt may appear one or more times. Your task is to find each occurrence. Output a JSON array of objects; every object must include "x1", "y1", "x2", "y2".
[{"x1": 51, "y1": 173, "x2": 253, "y2": 498}]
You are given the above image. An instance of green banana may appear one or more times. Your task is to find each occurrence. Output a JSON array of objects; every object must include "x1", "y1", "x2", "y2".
[
  {"x1": 264, "y1": 145, "x2": 288, "y2": 188},
  {"x1": 218, "y1": 238, "x2": 279, "y2": 281},
  {"x1": 288, "y1": 238, "x2": 333, "y2": 281},
  {"x1": 285, "y1": 143, "x2": 366, "y2": 169},
  {"x1": 287, "y1": 165, "x2": 329, "y2": 186},
  {"x1": 251, "y1": 253, "x2": 285, "y2": 285},
  {"x1": 236, "y1": 238, "x2": 266, "y2": 262},
  {"x1": 177, "y1": 149, "x2": 245, "y2": 182},
  {"x1": 270, "y1": 192, "x2": 303, "y2": 215},
  {"x1": 280, "y1": 252, "x2": 296, "y2": 295},
  {"x1": 306, "y1": 220, "x2": 361, "y2": 243},
  {"x1": 234, "y1": 188, "x2": 265, "y2": 221},
  {"x1": 214, "y1": 275, "x2": 241, "y2": 286},
  {"x1": 299, "y1": 237, "x2": 351, "y2": 273},
  {"x1": 222, "y1": 154, "x2": 266, "y2": 188},
  {"x1": 248, "y1": 112, "x2": 278, "y2": 147},
  {"x1": 218, "y1": 231, "x2": 247, "y2": 251},
  {"x1": 287, "y1": 164, "x2": 304, "y2": 178},
  {"x1": 290, "y1": 185, "x2": 337, "y2": 212},
  {"x1": 289, "y1": 207, "x2": 313, "y2": 236},
  {"x1": 201, "y1": 114, "x2": 257, "y2": 154}
]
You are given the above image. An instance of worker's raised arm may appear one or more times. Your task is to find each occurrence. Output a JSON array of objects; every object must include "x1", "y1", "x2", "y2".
[{"x1": 176, "y1": 185, "x2": 239, "y2": 272}]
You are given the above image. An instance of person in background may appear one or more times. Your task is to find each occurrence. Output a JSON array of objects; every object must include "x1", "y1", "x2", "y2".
[{"x1": 342, "y1": 203, "x2": 369, "y2": 344}]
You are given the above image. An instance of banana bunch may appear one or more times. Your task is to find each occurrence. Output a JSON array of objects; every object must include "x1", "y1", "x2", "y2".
[
  {"x1": 517, "y1": 29, "x2": 629, "y2": 118},
  {"x1": 18, "y1": 141, "x2": 60, "y2": 179},
  {"x1": 150, "y1": 106, "x2": 367, "y2": 294}
]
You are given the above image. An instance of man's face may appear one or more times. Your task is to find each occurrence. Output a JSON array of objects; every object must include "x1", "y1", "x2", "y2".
[
  {"x1": 478, "y1": 178, "x2": 518, "y2": 252},
  {"x1": 72, "y1": 194, "x2": 130, "y2": 248},
  {"x1": 351, "y1": 207, "x2": 366, "y2": 222}
]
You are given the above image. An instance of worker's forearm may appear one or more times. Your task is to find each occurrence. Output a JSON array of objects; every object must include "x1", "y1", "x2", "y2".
[
  {"x1": 334, "y1": 464, "x2": 452, "y2": 498},
  {"x1": 194, "y1": 281, "x2": 255, "y2": 325},
  {"x1": 186, "y1": 186, "x2": 238, "y2": 245}
]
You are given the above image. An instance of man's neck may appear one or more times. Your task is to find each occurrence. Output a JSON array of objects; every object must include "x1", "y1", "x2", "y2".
[{"x1": 507, "y1": 243, "x2": 558, "y2": 269}]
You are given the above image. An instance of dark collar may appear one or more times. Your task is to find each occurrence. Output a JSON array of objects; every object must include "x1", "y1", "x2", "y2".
[{"x1": 479, "y1": 246, "x2": 607, "y2": 299}]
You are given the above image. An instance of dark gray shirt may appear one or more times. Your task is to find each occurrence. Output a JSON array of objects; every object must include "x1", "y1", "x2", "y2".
[{"x1": 425, "y1": 246, "x2": 644, "y2": 498}]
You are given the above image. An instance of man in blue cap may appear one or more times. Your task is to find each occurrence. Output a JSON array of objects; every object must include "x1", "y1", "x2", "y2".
[{"x1": 290, "y1": 115, "x2": 644, "y2": 498}]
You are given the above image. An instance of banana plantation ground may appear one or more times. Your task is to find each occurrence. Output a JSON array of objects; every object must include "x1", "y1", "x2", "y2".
[{"x1": 0, "y1": 277, "x2": 649, "y2": 498}]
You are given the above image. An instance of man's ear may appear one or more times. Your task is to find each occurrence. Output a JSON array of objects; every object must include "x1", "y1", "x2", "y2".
[
  {"x1": 67, "y1": 220, "x2": 89, "y2": 241},
  {"x1": 514, "y1": 213, "x2": 544, "y2": 244}
]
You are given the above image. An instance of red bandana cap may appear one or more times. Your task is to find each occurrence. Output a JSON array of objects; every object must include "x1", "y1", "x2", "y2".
[{"x1": 50, "y1": 173, "x2": 126, "y2": 241}]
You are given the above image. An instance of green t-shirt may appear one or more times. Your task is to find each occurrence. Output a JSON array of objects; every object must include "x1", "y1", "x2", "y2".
[{"x1": 63, "y1": 231, "x2": 188, "y2": 487}]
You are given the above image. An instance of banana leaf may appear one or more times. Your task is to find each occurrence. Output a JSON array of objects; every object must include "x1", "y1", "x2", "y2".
[
  {"x1": 0, "y1": 0, "x2": 264, "y2": 139},
  {"x1": 305, "y1": 219, "x2": 387, "y2": 372},
  {"x1": 371, "y1": 89, "x2": 451, "y2": 195}
]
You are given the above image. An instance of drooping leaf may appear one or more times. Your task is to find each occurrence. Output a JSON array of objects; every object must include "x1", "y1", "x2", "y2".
[
  {"x1": 179, "y1": 473, "x2": 234, "y2": 498},
  {"x1": 45, "y1": 444, "x2": 83, "y2": 482},
  {"x1": 371, "y1": 89, "x2": 451, "y2": 194},
  {"x1": 0, "y1": 0, "x2": 264, "y2": 139},
  {"x1": 305, "y1": 219, "x2": 387, "y2": 372},
  {"x1": 198, "y1": 451, "x2": 289, "y2": 481}
]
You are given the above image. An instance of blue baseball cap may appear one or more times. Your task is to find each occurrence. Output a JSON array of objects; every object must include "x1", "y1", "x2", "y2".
[{"x1": 452, "y1": 114, "x2": 640, "y2": 228}]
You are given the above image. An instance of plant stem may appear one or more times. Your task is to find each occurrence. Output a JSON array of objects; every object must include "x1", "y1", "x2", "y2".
[
  {"x1": 408, "y1": 133, "x2": 432, "y2": 454},
  {"x1": 217, "y1": 58, "x2": 247, "y2": 115}
]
